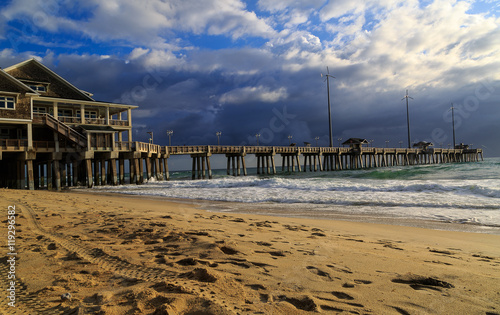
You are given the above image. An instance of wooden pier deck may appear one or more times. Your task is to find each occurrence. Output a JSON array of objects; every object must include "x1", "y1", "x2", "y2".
[{"x1": 0, "y1": 140, "x2": 483, "y2": 191}]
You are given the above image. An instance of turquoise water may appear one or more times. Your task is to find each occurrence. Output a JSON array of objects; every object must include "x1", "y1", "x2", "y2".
[{"x1": 92, "y1": 158, "x2": 500, "y2": 228}]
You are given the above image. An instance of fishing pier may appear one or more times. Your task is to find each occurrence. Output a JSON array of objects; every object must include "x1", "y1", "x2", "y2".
[{"x1": 0, "y1": 58, "x2": 484, "y2": 191}]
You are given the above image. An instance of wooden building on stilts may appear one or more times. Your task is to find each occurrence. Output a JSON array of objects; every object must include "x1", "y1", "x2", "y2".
[{"x1": 0, "y1": 58, "x2": 169, "y2": 190}]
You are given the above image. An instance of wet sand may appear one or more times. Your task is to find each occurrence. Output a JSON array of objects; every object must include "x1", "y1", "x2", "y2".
[{"x1": 1, "y1": 189, "x2": 499, "y2": 314}]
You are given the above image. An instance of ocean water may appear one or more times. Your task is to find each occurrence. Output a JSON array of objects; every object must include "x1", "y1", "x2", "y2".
[{"x1": 90, "y1": 158, "x2": 500, "y2": 230}]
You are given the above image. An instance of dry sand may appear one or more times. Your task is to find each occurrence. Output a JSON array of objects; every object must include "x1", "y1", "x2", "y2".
[{"x1": 1, "y1": 189, "x2": 499, "y2": 314}]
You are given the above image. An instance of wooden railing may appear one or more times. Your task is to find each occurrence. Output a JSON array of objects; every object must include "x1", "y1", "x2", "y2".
[
  {"x1": 33, "y1": 114, "x2": 87, "y2": 147},
  {"x1": 33, "y1": 141, "x2": 55, "y2": 149},
  {"x1": 109, "y1": 120, "x2": 129, "y2": 126},
  {"x1": 47, "y1": 116, "x2": 129, "y2": 126},
  {"x1": 115, "y1": 141, "x2": 132, "y2": 151},
  {"x1": 0, "y1": 139, "x2": 28, "y2": 149}
]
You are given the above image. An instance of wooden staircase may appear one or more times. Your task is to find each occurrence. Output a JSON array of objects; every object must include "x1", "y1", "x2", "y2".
[{"x1": 33, "y1": 113, "x2": 87, "y2": 148}]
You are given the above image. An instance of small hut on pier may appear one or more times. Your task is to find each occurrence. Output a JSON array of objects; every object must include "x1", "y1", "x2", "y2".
[
  {"x1": 342, "y1": 138, "x2": 368, "y2": 149},
  {"x1": 413, "y1": 141, "x2": 434, "y2": 150}
]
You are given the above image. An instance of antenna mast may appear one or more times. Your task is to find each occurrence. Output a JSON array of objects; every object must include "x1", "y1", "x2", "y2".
[{"x1": 322, "y1": 67, "x2": 335, "y2": 147}]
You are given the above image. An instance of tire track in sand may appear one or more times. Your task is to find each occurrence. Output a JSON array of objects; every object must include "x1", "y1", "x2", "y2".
[{"x1": 1, "y1": 199, "x2": 181, "y2": 315}]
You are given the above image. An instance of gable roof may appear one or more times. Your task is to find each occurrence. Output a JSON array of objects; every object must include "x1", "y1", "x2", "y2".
[
  {"x1": 0, "y1": 68, "x2": 39, "y2": 94},
  {"x1": 342, "y1": 138, "x2": 369, "y2": 145},
  {"x1": 4, "y1": 58, "x2": 95, "y2": 101},
  {"x1": 413, "y1": 141, "x2": 433, "y2": 148}
]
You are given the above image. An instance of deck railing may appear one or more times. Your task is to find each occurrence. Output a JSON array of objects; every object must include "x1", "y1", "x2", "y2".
[
  {"x1": 38, "y1": 115, "x2": 129, "y2": 127},
  {"x1": 0, "y1": 139, "x2": 28, "y2": 149}
]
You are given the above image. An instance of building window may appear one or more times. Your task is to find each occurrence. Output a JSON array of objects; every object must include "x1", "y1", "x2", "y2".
[
  {"x1": 0, "y1": 128, "x2": 10, "y2": 136},
  {"x1": 0, "y1": 96, "x2": 15, "y2": 109},
  {"x1": 76, "y1": 110, "x2": 98, "y2": 119},
  {"x1": 29, "y1": 84, "x2": 47, "y2": 93},
  {"x1": 33, "y1": 106, "x2": 47, "y2": 113},
  {"x1": 57, "y1": 108, "x2": 73, "y2": 117}
]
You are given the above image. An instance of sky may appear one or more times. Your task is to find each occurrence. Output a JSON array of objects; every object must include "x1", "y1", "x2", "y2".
[{"x1": 1, "y1": 0, "x2": 499, "y2": 160}]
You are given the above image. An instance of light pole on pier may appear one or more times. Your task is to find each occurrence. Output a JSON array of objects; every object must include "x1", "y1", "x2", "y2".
[
  {"x1": 322, "y1": 67, "x2": 335, "y2": 147},
  {"x1": 315, "y1": 137, "x2": 319, "y2": 146},
  {"x1": 402, "y1": 90, "x2": 413, "y2": 149},
  {"x1": 255, "y1": 133, "x2": 260, "y2": 146},
  {"x1": 216, "y1": 131, "x2": 222, "y2": 145},
  {"x1": 147, "y1": 131, "x2": 153, "y2": 144},
  {"x1": 337, "y1": 137, "x2": 342, "y2": 147},
  {"x1": 385, "y1": 140, "x2": 390, "y2": 148},
  {"x1": 288, "y1": 135, "x2": 293, "y2": 145},
  {"x1": 166, "y1": 130, "x2": 173, "y2": 146}
]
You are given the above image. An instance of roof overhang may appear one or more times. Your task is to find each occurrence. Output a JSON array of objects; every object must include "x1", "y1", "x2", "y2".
[
  {"x1": 80, "y1": 125, "x2": 117, "y2": 133},
  {"x1": 32, "y1": 96, "x2": 138, "y2": 112},
  {"x1": 0, "y1": 68, "x2": 39, "y2": 94}
]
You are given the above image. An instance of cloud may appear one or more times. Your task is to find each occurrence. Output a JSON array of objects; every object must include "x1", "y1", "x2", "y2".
[
  {"x1": 0, "y1": 0, "x2": 499, "y2": 155},
  {"x1": 219, "y1": 86, "x2": 288, "y2": 104}
]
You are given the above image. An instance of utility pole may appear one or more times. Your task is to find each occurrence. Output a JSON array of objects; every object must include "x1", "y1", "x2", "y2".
[
  {"x1": 450, "y1": 104, "x2": 456, "y2": 149},
  {"x1": 402, "y1": 90, "x2": 413, "y2": 149},
  {"x1": 322, "y1": 67, "x2": 335, "y2": 147},
  {"x1": 166, "y1": 130, "x2": 173, "y2": 146}
]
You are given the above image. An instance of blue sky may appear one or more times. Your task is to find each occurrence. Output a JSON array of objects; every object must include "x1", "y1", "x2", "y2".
[{"x1": 1, "y1": 0, "x2": 499, "y2": 159}]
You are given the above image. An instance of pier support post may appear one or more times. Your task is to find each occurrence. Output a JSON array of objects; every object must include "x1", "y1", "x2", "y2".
[
  {"x1": 61, "y1": 161, "x2": 67, "y2": 187},
  {"x1": 86, "y1": 159, "x2": 93, "y2": 188},
  {"x1": 54, "y1": 160, "x2": 61, "y2": 191},
  {"x1": 119, "y1": 159, "x2": 125, "y2": 184},
  {"x1": 241, "y1": 155, "x2": 247, "y2": 176},
  {"x1": 110, "y1": 159, "x2": 118, "y2": 185},
  {"x1": 17, "y1": 160, "x2": 25, "y2": 189},
  {"x1": 155, "y1": 158, "x2": 162, "y2": 180},
  {"x1": 139, "y1": 158, "x2": 144, "y2": 183},
  {"x1": 271, "y1": 155, "x2": 276, "y2": 174},
  {"x1": 129, "y1": 159, "x2": 135, "y2": 184},
  {"x1": 26, "y1": 160, "x2": 35, "y2": 190},
  {"x1": 47, "y1": 161, "x2": 53, "y2": 190},
  {"x1": 72, "y1": 162, "x2": 78, "y2": 186},
  {"x1": 164, "y1": 158, "x2": 170, "y2": 180},
  {"x1": 134, "y1": 159, "x2": 141, "y2": 184},
  {"x1": 201, "y1": 156, "x2": 206, "y2": 179},
  {"x1": 146, "y1": 157, "x2": 152, "y2": 181},
  {"x1": 206, "y1": 155, "x2": 213, "y2": 179},
  {"x1": 100, "y1": 159, "x2": 106, "y2": 186}
]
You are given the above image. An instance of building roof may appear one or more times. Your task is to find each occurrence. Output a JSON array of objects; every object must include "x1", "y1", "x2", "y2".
[
  {"x1": 0, "y1": 68, "x2": 39, "y2": 94},
  {"x1": 413, "y1": 141, "x2": 433, "y2": 148},
  {"x1": 5, "y1": 58, "x2": 95, "y2": 102},
  {"x1": 2, "y1": 58, "x2": 137, "y2": 110}
]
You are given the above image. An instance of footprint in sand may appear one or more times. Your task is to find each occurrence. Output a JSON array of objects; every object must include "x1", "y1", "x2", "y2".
[
  {"x1": 326, "y1": 264, "x2": 353, "y2": 274},
  {"x1": 306, "y1": 266, "x2": 333, "y2": 281},
  {"x1": 331, "y1": 291, "x2": 355, "y2": 300}
]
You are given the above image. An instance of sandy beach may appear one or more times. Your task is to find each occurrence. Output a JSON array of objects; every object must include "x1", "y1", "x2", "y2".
[{"x1": 1, "y1": 189, "x2": 499, "y2": 314}]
